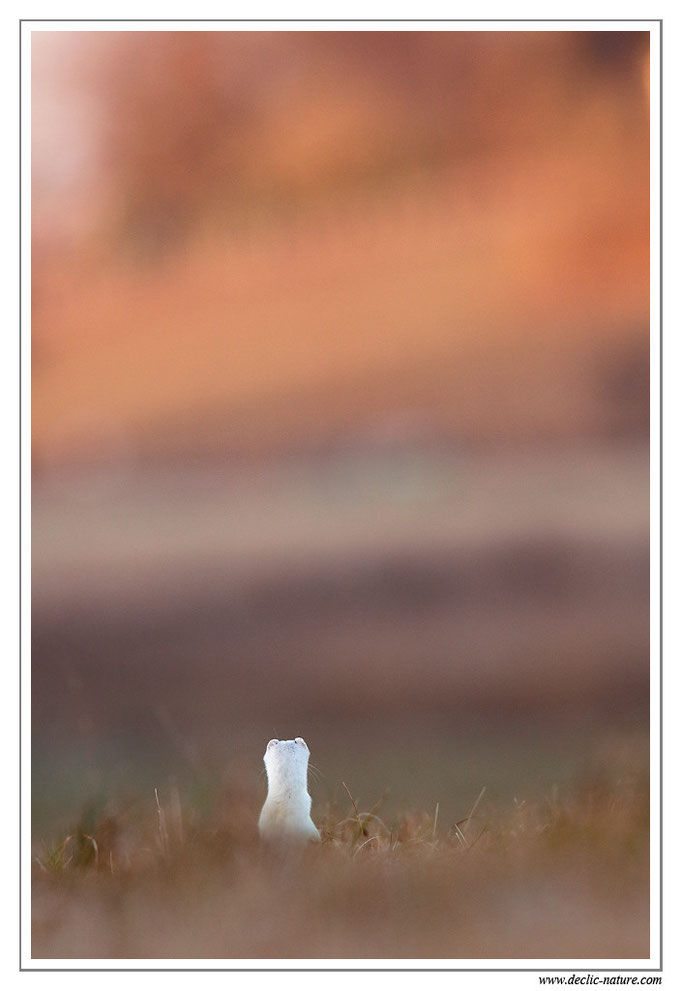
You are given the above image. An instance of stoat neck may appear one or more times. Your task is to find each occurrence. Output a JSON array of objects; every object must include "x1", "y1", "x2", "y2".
[{"x1": 266, "y1": 758, "x2": 309, "y2": 800}]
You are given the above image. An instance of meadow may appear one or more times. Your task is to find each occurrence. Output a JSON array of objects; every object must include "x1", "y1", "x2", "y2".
[
  {"x1": 32, "y1": 743, "x2": 649, "y2": 960},
  {"x1": 30, "y1": 445, "x2": 651, "y2": 961}
]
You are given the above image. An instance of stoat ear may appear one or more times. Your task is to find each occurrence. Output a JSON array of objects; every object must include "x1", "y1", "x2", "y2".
[
  {"x1": 294, "y1": 737, "x2": 308, "y2": 749},
  {"x1": 266, "y1": 739, "x2": 279, "y2": 750}
]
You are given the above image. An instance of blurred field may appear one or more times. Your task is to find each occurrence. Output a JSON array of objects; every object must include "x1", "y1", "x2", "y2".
[{"x1": 32, "y1": 762, "x2": 649, "y2": 960}]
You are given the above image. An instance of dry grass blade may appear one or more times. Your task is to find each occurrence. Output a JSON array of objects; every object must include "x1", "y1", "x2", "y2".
[
  {"x1": 451, "y1": 821, "x2": 469, "y2": 849},
  {"x1": 154, "y1": 787, "x2": 169, "y2": 857},
  {"x1": 342, "y1": 780, "x2": 368, "y2": 837},
  {"x1": 469, "y1": 824, "x2": 489, "y2": 849},
  {"x1": 341, "y1": 780, "x2": 360, "y2": 818},
  {"x1": 82, "y1": 833, "x2": 99, "y2": 868},
  {"x1": 352, "y1": 835, "x2": 379, "y2": 858},
  {"x1": 464, "y1": 786, "x2": 487, "y2": 836},
  {"x1": 336, "y1": 811, "x2": 391, "y2": 836},
  {"x1": 360, "y1": 811, "x2": 390, "y2": 835}
]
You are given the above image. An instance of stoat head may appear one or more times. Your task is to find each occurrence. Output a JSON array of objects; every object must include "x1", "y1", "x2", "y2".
[{"x1": 263, "y1": 737, "x2": 311, "y2": 793}]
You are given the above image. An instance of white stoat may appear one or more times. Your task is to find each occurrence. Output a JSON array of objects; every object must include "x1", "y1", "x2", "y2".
[{"x1": 258, "y1": 737, "x2": 321, "y2": 844}]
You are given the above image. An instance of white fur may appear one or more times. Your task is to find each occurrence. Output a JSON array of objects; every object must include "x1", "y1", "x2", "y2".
[{"x1": 258, "y1": 737, "x2": 321, "y2": 843}]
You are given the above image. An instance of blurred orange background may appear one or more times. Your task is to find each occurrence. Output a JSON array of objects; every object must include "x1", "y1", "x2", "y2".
[
  {"x1": 32, "y1": 30, "x2": 649, "y2": 463},
  {"x1": 31, "y1": 29, "x2": 650, "y2": 831}
]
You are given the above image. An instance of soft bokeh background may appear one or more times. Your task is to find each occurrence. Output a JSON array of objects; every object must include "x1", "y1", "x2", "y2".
[{"x1": 31, "y1": 30, "x2": 649, "y2": 856}]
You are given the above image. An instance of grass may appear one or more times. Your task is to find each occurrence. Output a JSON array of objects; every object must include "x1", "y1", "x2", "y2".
[{"x1": 31, "y1": 769, "x2": 649, "y2": 960}]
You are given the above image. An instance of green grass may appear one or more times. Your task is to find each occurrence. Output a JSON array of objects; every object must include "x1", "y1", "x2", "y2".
[{"x1": 32, "y1": 770, "x2": 649, "y2": 960}]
